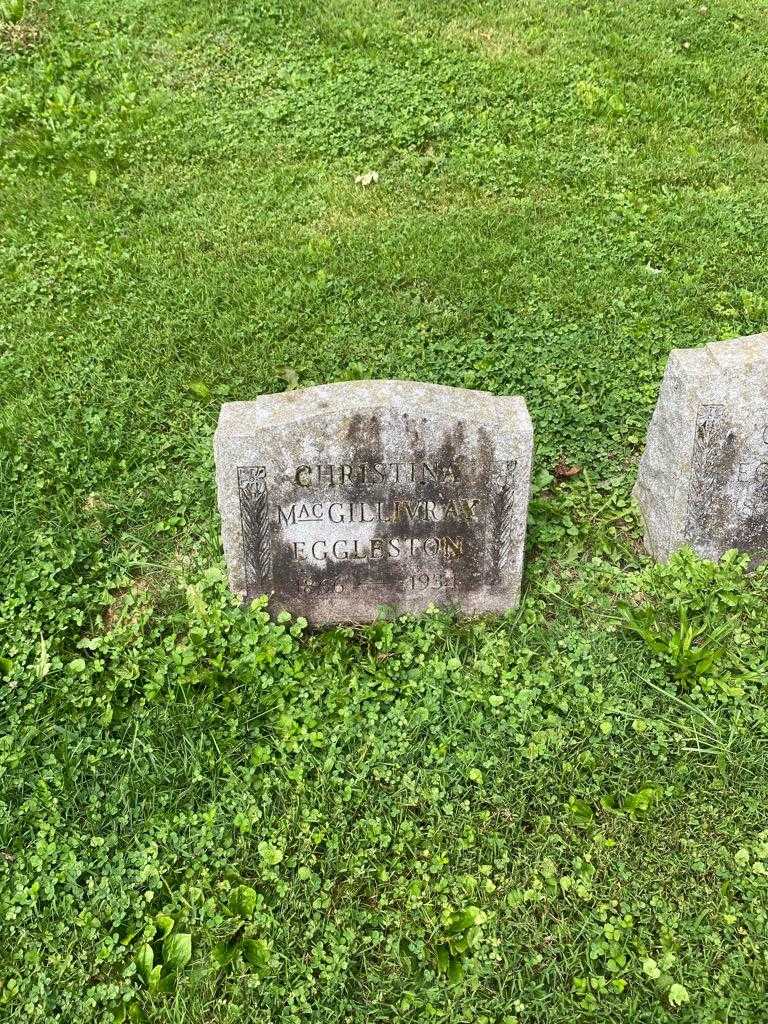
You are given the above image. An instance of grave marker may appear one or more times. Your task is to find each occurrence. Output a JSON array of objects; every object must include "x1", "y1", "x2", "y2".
[
  {"x1": 215, "y1": 380, "x2": 533, "y2": 624},
  {"x1": 634, "y1": 333, "x2": 768, "y2": 564}
]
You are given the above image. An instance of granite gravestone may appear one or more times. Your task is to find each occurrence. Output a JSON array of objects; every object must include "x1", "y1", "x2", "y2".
[
  {"x1": 214, "y1": 380, "x2": 533, "y2": 624},
  {"x1": 634, "y1": 332, "x2": 768, "y2": 564}
]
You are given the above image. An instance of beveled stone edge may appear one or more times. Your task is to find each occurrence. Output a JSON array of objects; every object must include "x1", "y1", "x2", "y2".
[{"x1": 215, "y1": 380, "x2": 532, "y2": 437}]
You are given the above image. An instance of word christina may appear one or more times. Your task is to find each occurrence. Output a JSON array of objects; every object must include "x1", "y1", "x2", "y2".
[
  {"x1": 293, "y1": 462, "x2": 461, "y2": 486},
  {"x1": 289, "y1": 535, "x2": 465, "y2": 562}
]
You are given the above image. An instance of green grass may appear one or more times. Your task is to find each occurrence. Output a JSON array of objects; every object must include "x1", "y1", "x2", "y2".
[{"x1": 2, "y1": 0, "x2": 768, "y2": 1020}]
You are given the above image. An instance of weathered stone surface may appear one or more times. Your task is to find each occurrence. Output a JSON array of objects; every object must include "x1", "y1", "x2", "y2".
[
  {"x1": 634, "y1": 332, "x2": 768, "y2": 564},
  {"x1": 214, "y1": 380, "x2": 533, "y2": 624}
]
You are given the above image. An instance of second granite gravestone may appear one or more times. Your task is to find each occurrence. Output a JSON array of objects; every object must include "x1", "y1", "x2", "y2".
[
  {"x1": 634, "y1": 332, "x2": 768, "y2": 564},
  {"x1": 215, "y1": 380, "x2": 533, "y2": 624}
]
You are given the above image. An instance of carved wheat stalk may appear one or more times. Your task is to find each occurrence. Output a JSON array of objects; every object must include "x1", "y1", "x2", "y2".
[
  {"x1": 497, "y1": 460, "x2": 518, "y2": 576},
  {"x1": 237, "y1": 467, "x2": 272, "y2": 595},
  {"x1": 683, "y1": 404, "x2": 728, "y2": 544}
]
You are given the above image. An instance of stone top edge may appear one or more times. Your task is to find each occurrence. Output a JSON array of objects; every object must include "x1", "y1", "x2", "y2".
[
  {"x1": 216, "y1": 380, "x2": 531, "y2": 436},
  {"x1": 669, "y1": 332, "x2": 768, "y2": 373}
]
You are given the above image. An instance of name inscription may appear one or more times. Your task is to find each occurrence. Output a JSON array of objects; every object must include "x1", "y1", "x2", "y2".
[
  {"x1": 293, "y1": 461, "x2": 461, "y2": 486},
  {"x1": 237, "y1": 458, "x2": 517, "y2": 602}
]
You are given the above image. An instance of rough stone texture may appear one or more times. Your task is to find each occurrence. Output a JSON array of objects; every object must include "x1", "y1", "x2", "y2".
[
  {"x1": 634, "y1": 332, "x2": 768, "y2": 564},
  {"x1": 214, "y1": 380, "x2": 533, "y2": 624}
]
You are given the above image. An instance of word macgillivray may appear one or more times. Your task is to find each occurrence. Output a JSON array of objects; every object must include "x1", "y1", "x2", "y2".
[{"x1": 276, "y1": 497, "x2": 481, "y2": 526}]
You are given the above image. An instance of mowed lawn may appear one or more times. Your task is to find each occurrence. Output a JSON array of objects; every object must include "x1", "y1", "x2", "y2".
[{"x1": 2, "y1": 0, "x2": 768, "y2": 1021}]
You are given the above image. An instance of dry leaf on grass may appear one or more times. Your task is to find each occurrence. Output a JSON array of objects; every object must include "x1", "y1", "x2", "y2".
[{"x1": 553, "y1": 461, "x2": 582, "y2": 479}]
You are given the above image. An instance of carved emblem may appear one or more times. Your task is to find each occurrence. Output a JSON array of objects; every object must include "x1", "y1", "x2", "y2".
[
  {"x1": 237, "y1": 466, "x2": 272, "y2": 596},
  {"x1": 683, "y1": 404, "x2": 731, "y2": 545},
  {"x1": 495, "y1": 459, "x2": 518, "y2": 577}
]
